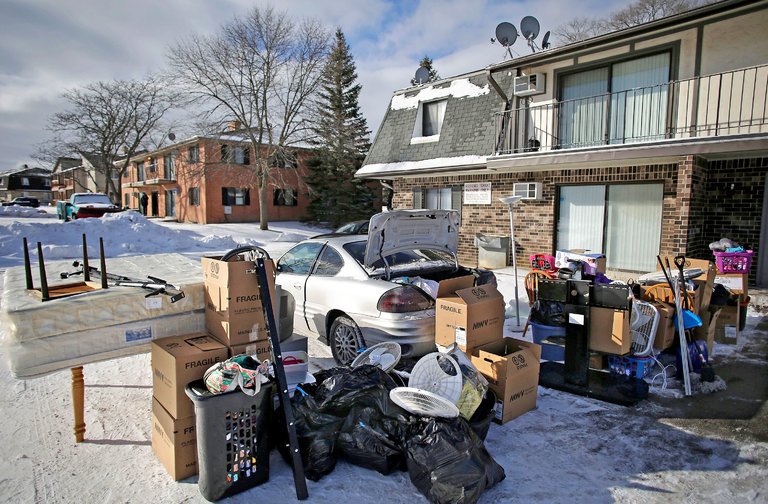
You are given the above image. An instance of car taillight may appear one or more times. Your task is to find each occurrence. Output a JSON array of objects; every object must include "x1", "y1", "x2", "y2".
[{"x1": 377, "y1": 286, "x2": 433, "y2": 313}]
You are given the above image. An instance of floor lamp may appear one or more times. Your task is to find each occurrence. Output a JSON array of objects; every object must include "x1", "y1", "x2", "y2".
[{"x1": 499, "y1": 195, "x2": 524, "y2": 332}]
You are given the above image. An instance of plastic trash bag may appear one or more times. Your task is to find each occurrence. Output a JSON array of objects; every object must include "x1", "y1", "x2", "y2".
[
  {"x1": 404, "y1": 416, "x2": 506, "y2": 504},
  {"x1": 337, "y1": 405, "x2": 408, "y2": 475},
  {"x1": 467, "y1": 390, "x2": 496, "y2": 441},
  {"x1": 442, "y1": 345, "x2": 489, "y2": 420},
  {"x1": 529, "y1": 300, "x2": 566, "y2": 327}
]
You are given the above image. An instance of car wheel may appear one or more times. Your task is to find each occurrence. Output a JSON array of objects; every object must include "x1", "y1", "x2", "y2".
[{"x1": 329, "y1": 316, "x2": 365, "y2": 366}]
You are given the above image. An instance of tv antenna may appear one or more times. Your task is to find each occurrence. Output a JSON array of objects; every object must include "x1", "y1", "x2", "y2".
[
  {"x1": 491, "y1": 22, "x2": 518, "y2": 59},
  {"x1": 414, "y1": 66, "x2": 430, "y2": 85},
  {"x1": 520, "y1": 16, "x2": 541, "y2": 51}
]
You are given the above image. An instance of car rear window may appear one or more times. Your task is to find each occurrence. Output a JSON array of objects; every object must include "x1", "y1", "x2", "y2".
[{"x1": 343, "y1": 241, "x2": 453, "y2": 271}]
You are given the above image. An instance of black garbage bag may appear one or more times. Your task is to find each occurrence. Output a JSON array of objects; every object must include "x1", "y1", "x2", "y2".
[
  {"x1": 404, "y1": 416, "x2": 506, "y2": 504},
  {"x1": 337, "y1": 405, "x2": 408, "y2": 475},
  {"x1": 276, "y1": 392, "x2": 343, "y2": 481},
  {"x1": 277, "y1": 365, "x2": 405, "y2": 481},
  {"x1": 529, "y1": 300, "x2": 566, "y2": 327},
  {"x1": 467, "y1": 389, "x2": 496, "y2": 441}
]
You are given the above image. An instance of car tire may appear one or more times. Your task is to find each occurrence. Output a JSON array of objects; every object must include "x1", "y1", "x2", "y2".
[{"x1": 329, "y1": 316, "x2": 365, "y2": 366}]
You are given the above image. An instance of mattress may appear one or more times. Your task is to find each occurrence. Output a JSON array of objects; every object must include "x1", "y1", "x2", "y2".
[
  {"x1": 5, "y1": 310, "x2": 205, "y2": 378},
  {"x1": 1, "y1": 253, "x2": 205, "y2": 343}
]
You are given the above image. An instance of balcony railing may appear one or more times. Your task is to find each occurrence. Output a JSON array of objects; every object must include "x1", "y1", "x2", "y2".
[{"x1": 494, "y1": 64, "x2": 768, "y2": 154}]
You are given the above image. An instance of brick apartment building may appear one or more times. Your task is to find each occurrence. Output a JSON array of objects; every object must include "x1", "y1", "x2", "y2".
[
  {"x1": 359, "y1": 0, "x2": 768, "y2": 285},
  {"x1": 121, "y1": 125, "x2": 312, "y2": 224}
]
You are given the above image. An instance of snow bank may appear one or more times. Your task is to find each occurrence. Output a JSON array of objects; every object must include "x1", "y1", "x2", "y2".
[
  {"x1": 0, "y1": 206, "x2": 55, "y2": 218},
  {"x1": 0, "y1": 211, "x2": 241, "y2": 260}
]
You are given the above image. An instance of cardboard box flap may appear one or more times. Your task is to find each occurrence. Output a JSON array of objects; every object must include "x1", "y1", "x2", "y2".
[
  {"x1": 436, "y1": 275, "x2": 475, "y2": 298},
  {"x1": 152, "y1": 398, "x2": 178, "y2": 440},
  {"x1": 474, "y1": 338, "x2": 542, "y2": 374},
  {"x1": 455, "y1": 284, "x2": 503, "y2": 305},
  {"x1": 656, "y1": 256, "x2": 715, "y2": 281},
  {"x1": 186, "y1": 335, "x2": 226, "y2": 352},
  {"x1": 157, "y1": 332, "x2": 209, "y2": 357}
]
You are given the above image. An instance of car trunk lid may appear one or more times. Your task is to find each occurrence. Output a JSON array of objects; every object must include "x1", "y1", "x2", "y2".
[{"x1": 364, "y1": 210, "x2": 460, "y2": 277}]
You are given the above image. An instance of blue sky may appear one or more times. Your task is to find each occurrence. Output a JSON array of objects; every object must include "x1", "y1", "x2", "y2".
[{"x1": 0, "y1": 0, "x2": 618, "y2": 168}]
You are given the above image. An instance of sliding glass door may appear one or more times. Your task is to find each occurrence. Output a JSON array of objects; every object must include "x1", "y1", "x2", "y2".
[{"x1": 557, "y1": 183, "x2": 663, "y2": 272}]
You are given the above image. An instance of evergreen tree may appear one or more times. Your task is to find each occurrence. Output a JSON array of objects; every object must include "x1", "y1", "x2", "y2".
[
  {"x1": 410, "y1": 55, "x2": 441, "y2": 86},
  {"x1": 306, "y1": 29, "x2": 374, "y2": 227}
]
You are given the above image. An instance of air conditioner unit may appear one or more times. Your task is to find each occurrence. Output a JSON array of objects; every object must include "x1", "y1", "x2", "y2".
[
  {"x1": 513, "y1": 73, "x2": 546, "y2": 97},
  {"x1": 513, "y1": 182, "x2": 543, "y2": 200}
]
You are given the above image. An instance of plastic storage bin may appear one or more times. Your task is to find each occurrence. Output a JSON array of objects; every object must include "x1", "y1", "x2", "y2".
[
  {"x1": 185, "y1": 379, "x2": 273, "y2": 502},
  {"x1": 713, "y1": 250, "x2": 753, "y2": 273},
  {"x1": 529, "y1": 322, "x2": 565, "y2": 361}
]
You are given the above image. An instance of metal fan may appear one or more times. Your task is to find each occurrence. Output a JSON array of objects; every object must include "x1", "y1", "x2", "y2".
[
  {"x1": 390, "y1": 387, "x2": 460, "y2": 418},
  {"x1": 351, "y1": 342, "x2": 402, "y2": 373},
  {"x1": 408, "y1": 352, "x2": 463, "y2": 404}
]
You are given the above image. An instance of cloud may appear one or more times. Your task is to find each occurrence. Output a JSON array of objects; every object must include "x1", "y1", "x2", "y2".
[{"x1": 0, "y1": 0, "x2": 618, "y2": 167}]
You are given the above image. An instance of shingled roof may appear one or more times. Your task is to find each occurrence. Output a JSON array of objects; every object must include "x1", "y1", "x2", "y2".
[{"x1": 359, "y1": 70, "x2": 509, "y2": 179}]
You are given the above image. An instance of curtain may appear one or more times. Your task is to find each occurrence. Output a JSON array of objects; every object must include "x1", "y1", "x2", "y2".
[
  {"x1": 557, "y1": 185, "x2": 605, "y2": 253},
  {"x1": 610, "y1": 53, "x2": 670, "y2": 143},
  {"x1": 423, "y1": 100, "x2": 447, "y2": 136},
  {"x1": 604, "y1": 184, "x2": 663, "y2": 271},
  {"x1": 559, "y1": 68, "x2": 609, "y2": 148}
]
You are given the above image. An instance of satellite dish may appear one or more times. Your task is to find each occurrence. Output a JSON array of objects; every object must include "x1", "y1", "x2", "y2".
[
  {"x1": 520, "y1": 16, "x2": 541, "y2": 41},
  {"x1": 495, "y1": 22, "x2": 518, "y2": 47},
  {"x1": 542, "y1": 31, "x2": 551, "y2": 49},
  {"x1": 414, "y1": 66, "x2": 430, "y2": 85},
  {"x1": 168, "y1": 132, "x2": 176, "y2": 141}
]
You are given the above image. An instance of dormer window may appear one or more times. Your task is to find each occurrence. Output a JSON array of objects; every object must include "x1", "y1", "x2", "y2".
[{"x1": 411, "y1": 99, "x2": 446, "y2": 144}]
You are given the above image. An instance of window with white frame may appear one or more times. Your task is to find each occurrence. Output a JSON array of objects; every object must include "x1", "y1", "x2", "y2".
[
  {"x1": 411, "y1": 99, "x2": 447, "y2": 142},
  {"x1": 412, "y1": 186, "x2": 461, "y2": 212},
  {"x1": 21, "y1": 177, "x2": 29, "y2": 186},
  {"x1": 274, "y1": 188, "x2": 298, "y2": 206},
  {"x1": 221, "y1": 144, "x2": 250, "y2": 165}
]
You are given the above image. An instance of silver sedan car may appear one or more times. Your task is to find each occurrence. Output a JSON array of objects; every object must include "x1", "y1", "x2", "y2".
[{"x1": 275, "y1": 210, "x2": 496, "y2": 365}]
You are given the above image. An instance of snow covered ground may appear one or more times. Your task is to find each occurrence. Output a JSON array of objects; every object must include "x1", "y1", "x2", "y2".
[{"x1": 0, "y1": 211, "x2": 765, "y2": 503}]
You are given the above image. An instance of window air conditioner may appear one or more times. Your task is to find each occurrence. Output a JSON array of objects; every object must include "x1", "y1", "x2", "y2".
[
  {"x1": 513, "y1": 182, "x2": 543, "y2": 200},
  {"x1": 513, "y1": 73, "x2": 546, "y2": 97}
]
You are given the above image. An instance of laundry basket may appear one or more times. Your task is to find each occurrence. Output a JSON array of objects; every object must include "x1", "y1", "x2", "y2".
[{"x1": 185, "y1": 379, "x2": 273, "y2": 502}]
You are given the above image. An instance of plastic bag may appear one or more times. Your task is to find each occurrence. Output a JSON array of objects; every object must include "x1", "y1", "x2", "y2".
[
  {"x1": 529, "y1": 300, "x2": 566, "y2": 327},
  {"x1": 442, "y1": 345, "x2": 489, "y2": 420},
  {"x1": 405, "y1": 416, "x2": 506, "y2": 504},
  {"x1": 337, "y1": 405, "x2": 407, "y2": 475},
  {"x1": 280, "y1": 365, "x2": 403, "y2": 481}
]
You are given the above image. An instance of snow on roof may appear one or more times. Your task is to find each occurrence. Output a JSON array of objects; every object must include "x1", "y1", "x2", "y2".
[
  {"x1": 356, "y1": 155, "x2": 487, "y2": 177},
  {"x1": 390, "y1": 78, "x2": 489, "y2": 110}
]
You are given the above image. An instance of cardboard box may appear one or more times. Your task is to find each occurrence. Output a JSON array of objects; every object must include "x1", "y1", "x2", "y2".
[
  {"x1": 656, "y1": 257, "x2": 716, "y2": 314},
  {"x1": 588, "y1": 307, "x2": 631, "y2": 355},
  {"x1": 715, "y1": 273, "x2": 749, "y2": 298},
  {"x1": 151, "y1": 398, "x2": 197, "y2": 481},
  {"x1": 202, "y1": 256, "x2": 278, "y2": 346},
  {"x1": 471, "y1": 337, "x2": 541, "y2": 424},
  {"x1": 152, "y1": 333, "x2": 228, "y2": 419},
  {"x1": 435, "y1": 276, "x2": 505, "y2": 353},
  {"x1": 229, "y1": 334, "x2": 308, "y2": 362},
  {"x1": 651, "y1": 301, "x2": 676, "y2": 351},
  {"x1": 555, "y1": 250, "x2": 606, "y2": 276}
]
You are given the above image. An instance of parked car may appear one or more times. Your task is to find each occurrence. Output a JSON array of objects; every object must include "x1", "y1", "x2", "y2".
[
  {"x1": 2, "y1": 197, "x2": 40, "y2": 207},
  {"x1": 56, "y1": 193, "x2": 121, "y2": 221},
  {"x1": 334, "y1": 220, "x2": 369, "y2": 234},
  {"x1": 275, "y1": 209, "x2": 496, "y2": 365}
]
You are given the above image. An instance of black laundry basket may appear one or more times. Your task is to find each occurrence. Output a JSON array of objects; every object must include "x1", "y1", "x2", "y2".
[{"x1": 185, "y1": 379, "x2": 273, "y2": 502}]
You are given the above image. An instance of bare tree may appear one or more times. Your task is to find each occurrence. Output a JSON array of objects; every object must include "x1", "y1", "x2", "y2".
[
  {"x1": 36, "y1": 78, "x2": 178, "y2": 203},
  {"x1": 554, "y1": 0, "x2": 707, "y2": 45},
  {"x1": 167, "y1": 5, "x2": 329, "y2": 230}
]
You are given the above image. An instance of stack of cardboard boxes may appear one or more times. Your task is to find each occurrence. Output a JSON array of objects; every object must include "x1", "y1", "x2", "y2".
[
  {"x1": 151, "y1": 254, "x2": 303, "y2": 480},
  {"x1": 433, "y1": 275, "x2": 541, "y2": 425}
]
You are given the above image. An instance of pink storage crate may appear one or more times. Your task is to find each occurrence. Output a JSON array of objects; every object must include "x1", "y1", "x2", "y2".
[{"x1": 713, "y1": 250, "x2": 753, "y2": 274}]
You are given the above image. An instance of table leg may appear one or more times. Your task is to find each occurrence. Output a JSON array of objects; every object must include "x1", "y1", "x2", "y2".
[{"x1": 71, "y1": 366, "x2": 85, "y2": 442}]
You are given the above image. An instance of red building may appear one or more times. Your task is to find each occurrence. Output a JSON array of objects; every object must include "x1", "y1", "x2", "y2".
[{"x1": 121, "y1": 126, "x2": 312, "y2": 224}]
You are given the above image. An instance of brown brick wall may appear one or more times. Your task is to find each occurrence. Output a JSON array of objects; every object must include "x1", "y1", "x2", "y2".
[
  {"x1": 702, "y1": 157, "x2": 768, "y2": 284},
  {"x1": 394, "y1": 161, "x2": 689, "y2": 269}
]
